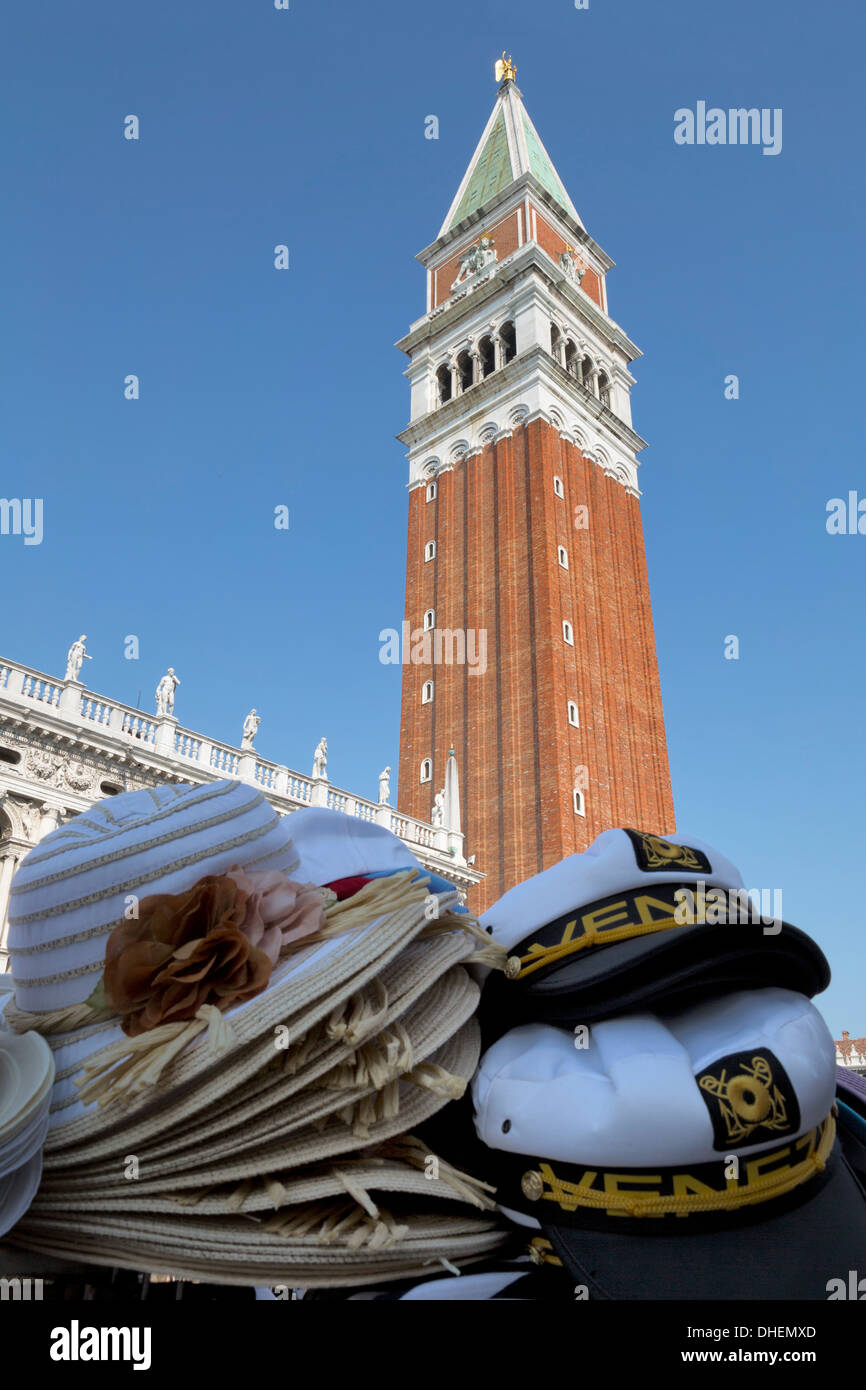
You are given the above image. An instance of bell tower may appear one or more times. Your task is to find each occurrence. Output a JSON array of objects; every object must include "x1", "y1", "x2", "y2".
[{"x1": 396, "y1": 59, "x2": 675, "y2": 909}]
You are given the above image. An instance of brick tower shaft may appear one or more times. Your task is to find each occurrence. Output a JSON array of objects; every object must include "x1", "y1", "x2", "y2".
[{"x1": 396, "y1": 67, "x2": 675, "y2": 910}]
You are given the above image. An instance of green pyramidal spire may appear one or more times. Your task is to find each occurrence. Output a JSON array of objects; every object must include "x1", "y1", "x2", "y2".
[{"x1": 440, "y1": 69, "x2": 583, "y2": 237}]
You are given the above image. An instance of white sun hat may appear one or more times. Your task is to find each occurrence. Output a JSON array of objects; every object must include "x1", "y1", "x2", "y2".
[
  {"x1": 8, "y1": 780, "x2": 298, "y2": 1013},
  {"x1": 286, "y1": 806, "x2": 427, "y2": 885},
  {"x1": 2, "y1": 788, "x2": 495, "y2": 1285}
]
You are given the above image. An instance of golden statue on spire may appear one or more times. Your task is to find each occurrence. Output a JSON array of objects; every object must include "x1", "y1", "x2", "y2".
[{"x1": 495, "y1": 52, "x2": 517, "y2": 84}]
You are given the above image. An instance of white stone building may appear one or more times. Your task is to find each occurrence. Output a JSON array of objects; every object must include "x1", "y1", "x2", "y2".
[
  {"x1": 836, "y1": 1031, "x2": 866, "y2": 1076},
  {"x1": 0, "y1": 652, "x2": 481, "y2": 973}
]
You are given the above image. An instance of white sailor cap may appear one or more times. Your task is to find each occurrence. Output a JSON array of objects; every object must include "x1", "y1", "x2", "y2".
[
  {"x1": 479, "y1": 829, "x2": 829, "y2": 1033},
  {"x1": 471, "y1": 987, "x2": 865, "y2": 1299}
]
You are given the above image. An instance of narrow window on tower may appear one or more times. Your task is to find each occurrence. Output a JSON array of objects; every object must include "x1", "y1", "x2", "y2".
[
  {"x1": 425, "y1": 541, "x2": 436, "y2": 562},
  {"x1": 597, "y1": 370, "x2": 611, "y2": 410},
  {"x1": 573, "y1": 788, "x2": 586, "y2": 817},
  {"x1": 420, "y1": 758, "x2": 432, "y2": 783},
  {"x1": 568, "y1": 700, "x2": 580, "y2": 727},
  {"x1": 563, "y1": 620, "x2": 574, "y2": 646},
  {"x1": 457, "y1": 349, "x2": 474, "y2": 393},
  {"x1": 500, "y1": 321, "x2": 516, "y2": 364},
  {"x1": 558, "y1": 545, "x2": 569, "y2": 569},
  {"x1": 553, "y1": 475, "x2": 564, "y2": 499},
  {"x1": 478, "y1": 335, "x2": 495, "y2": 378},
  {"x1": 564, "y1": 339, "x2": 578, "y2": 378},
  {"x1": 426, "y1": 480, "x2": 437, "y2": 502},
  {"x1": 436, "y1": 364, "x2": 452, "y2": 406},
  {"x1": 423, "y1": 608, "x2": 435, "y2": 631},
  {"x1": 422, "y1": 680, "x2": 434, "y2": 705}
]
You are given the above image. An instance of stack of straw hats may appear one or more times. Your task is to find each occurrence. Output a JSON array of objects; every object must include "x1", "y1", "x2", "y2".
[{"x1": 0, "y1": 780, "x2": 509, "y2": 1286}]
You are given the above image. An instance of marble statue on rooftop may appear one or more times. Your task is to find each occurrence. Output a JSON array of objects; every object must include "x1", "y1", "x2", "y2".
[
  {"x1": 242, "y1": 709, "x2": 260, "y2": 750},
  {"x1": 64, "y1": 636, "x2": 91, "y2": 683},
  {"x1": 155, "y1": 668, "x2": 180, "y2": 716},
  {"x1": 312, "y1": 737, "x2": 328, "y2": 780}
]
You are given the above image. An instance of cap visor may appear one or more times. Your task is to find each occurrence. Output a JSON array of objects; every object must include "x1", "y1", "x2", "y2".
[
  {"x1": 546, "y1": 1146, "x2": 866, "y2": 1300},
  {"x1": 498, "y1": 919, "x2": 829, "y2": 1027}
]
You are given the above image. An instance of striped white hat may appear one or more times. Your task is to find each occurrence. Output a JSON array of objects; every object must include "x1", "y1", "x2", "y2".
[
  {"x1": 3, "y1": 788, "x2": 473, "y2": 1148},
  {"x1": 8, "y1": 780, "x2": 298, "y2": 1014}
]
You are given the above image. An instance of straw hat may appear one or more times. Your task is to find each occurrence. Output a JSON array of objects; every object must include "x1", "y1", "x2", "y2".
[
  {"x1": 7, "y1": 1208, "x2": 509, "y2": 1288},
  {"x1": 36, "y1": 971, "x2": 479, "y2": 1198},
  {"x1": 28, "y1": 1136, "x2": 499, "y2": 1218}
]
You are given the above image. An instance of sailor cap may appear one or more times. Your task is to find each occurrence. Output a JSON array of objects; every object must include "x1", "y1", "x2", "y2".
[
  {"x1": 470, "y1": 987, "x2": 866, "y2": 1299},
  {"x1": 479, "y1": 828, "x2": 829, "y2": 1034}
]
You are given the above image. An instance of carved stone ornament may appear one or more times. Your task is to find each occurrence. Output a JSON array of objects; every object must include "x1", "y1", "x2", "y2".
[
  {"x1": 20, "y1": 802, "x2": 43, "y2": 840},
  {"x1": 63, "y1": 760, "x2": 93, "y2": 792},
  {"x1": 451, "y1": 235, "x2": 498, "y2": 293},
  {"x1": 559, "y1": 247, "x2": 586, "y2": 285},
  {"x1": 28, "y1": 749, "x2": 60, "y2": 781}
]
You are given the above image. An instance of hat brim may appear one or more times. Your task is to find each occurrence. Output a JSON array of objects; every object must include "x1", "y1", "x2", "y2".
[
  {"x1": 484, "y1": 918, "x2": 829, "y2": 1034},
  {"x1": 8, "y1": 1208, "x2": 508, "y2": 1287},
  {"x1": 545, "y1": 1145, "x2": 866, "y2": 1300},
  {"x1": 837, "y1": 1065, "x2": 866, "y2": 1110},
  {"x1": 33, "y1": 1147, "x2": 496, "y2": 1218}
]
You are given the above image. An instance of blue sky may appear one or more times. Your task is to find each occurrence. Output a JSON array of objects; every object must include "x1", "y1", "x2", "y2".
[{"x1": 1, "y1": 0, "x2": 863, "y2": 1034}]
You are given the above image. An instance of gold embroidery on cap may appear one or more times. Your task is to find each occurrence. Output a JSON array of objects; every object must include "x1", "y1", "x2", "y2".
[
  {"x1": 521, "y1": 1170, "x2": 544, "y2": 1201},
  {"x1": 634, "y1": 833, "x2": 704, "y2": 871},
  {"x1": 698, "y1": 1055, "x2": 790, "y2": 1145},
  {"x1": 528, "y1": 1237, "x2": 562, "y2": 1267},
  {"x1": 529, "y1": 1118, "x2": 832, "y2": 1218}
]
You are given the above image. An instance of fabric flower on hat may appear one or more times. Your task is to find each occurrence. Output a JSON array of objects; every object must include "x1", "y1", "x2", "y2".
[
  {"x1": 100, "y1": 871, "x2": 326, "y2": 1037},
  {"x1": 224, "y1": 867, "x2": 327, "y2": 958}
]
